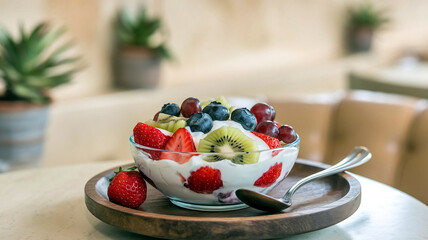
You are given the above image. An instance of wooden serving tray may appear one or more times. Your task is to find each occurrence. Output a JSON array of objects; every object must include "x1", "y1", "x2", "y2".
[{"x1": 85, "y1": 159, "x2": 361, "y2": 240}]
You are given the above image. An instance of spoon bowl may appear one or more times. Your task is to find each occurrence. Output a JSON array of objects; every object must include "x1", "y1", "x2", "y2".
[
  {"x1": 235, "y1": 189, "x2": 292, "y2": 212},
  {"x1": 236, "y1": 146, "x2": 371, "y2": 212}
]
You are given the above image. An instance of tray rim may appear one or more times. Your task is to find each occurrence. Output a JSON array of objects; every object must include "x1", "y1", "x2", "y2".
[{"x1": 85, "y1": 159, "x2": 361, "y2": 238}]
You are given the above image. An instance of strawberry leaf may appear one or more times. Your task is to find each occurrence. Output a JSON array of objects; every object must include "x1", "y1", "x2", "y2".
[{"x1": 109, "y1": 166, "x2": 123, "y2": 182}]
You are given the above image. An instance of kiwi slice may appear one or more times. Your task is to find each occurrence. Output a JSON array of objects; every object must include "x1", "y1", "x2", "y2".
[
  {"x1": 145, "y1": 113, "x2": 187, "y2": 133},
  {"x1": 201, "y1": 96, "x2": 232, "y2": 110},
  {"x1": 198, "y1": 126, "x2": 260, "y2": 164},
  {"x1": 157, "y1": 113, "x2": 187, "y2": 122}
]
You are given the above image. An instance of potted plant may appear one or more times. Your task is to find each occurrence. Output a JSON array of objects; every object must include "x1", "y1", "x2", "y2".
[
  {"x1": 346, "y1": 2, "x2": 389, "y2": 53},
  {"x1": 0, "y1": 23, "x2": 80, "y2": 170},
  {"x1": 113, "y1": 8, "x2": 171, "y2": 89}
]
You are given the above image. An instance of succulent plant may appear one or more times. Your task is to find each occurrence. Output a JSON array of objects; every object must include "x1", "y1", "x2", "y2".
[
  {"x1": 347, "y1": 3, "x2": 389, "y2": 30},
  {"x1": 116, "y1": 8, "x2": 171, "y2": 59},
  {"x1": 0, "y1": 23, "x2": 81, "y2": 104}
]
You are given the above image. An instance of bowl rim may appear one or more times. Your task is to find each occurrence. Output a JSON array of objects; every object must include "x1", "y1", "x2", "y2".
[{"x1": 129, "y1": 133, "x2": 300, "y2": 155}]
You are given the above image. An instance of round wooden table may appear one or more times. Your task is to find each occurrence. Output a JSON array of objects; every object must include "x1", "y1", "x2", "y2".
[{"x1": 1, "y1": 160, "x2": 427, "y2": 240}]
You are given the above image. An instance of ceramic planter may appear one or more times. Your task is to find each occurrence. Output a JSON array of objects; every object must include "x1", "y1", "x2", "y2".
[
  {"x1": 113, "y1": 46, "x2": 161, "y2": 89},
  {"x1": 0, "y1": 102, "x2": 49, "y2": 169},
  {"x1": 348, "y1": 27, "x2": 374, "y2": 53}
]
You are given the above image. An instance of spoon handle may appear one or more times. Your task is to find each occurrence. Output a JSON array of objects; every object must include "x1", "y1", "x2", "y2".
[{"x1": 283, "y1": 146, "x2": 371, "y2": 201}]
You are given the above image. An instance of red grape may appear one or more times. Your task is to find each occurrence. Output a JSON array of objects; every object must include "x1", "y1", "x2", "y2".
[
  {"x1": 250, "y1": 103, "x2": 275, "y2": 124},
  {"x1": 278, "y1": 125, "x2": 297, "y2": 143},
  {"x1": 271, "y1": 108, "x2": 276, "y2": 121},
  {"x1": 153, "y1": 111, "x2": 160, "y2": 121},
  {"x1": 255, "y1": 121, "x2": 279, "y2": 138},
  {"x1": 181, "y1": 97, "x2": 202, "y2": 118}
]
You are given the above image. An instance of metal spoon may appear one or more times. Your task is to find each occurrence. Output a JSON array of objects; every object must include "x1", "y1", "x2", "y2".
[{"x1": 235, "y1": 146, "x2": 371, "y2": 212}]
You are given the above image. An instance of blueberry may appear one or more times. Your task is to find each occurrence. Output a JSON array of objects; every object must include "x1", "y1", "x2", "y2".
[
  {"x1": 187, "y1": 112, "x2": 213, "y2": 133},
  {"x1": 160, "y1": 103, "x2": 180, "y2": 116},
  {"x1": 202, "y1": 101, "x2": 230, "y2": 121},
  {"x1": 231, "y1": 108, "x2": 257, "y2": 131}
]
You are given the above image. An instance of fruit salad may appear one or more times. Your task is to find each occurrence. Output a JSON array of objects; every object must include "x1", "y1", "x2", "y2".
[{"x1": 130, "y1": 97, "x2": 300, "y2": 210}]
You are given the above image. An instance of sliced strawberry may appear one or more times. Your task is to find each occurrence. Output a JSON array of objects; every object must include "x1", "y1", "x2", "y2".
[
  {"x1": 177, "y1": 172, "x2": 186, "y2": 183},
  {"x1": 133, "y1": 122, "x2": 170, "y2": 160},
  {"x1": 254, "y1": 162, "x2": 283, "y2": 187},
  {"x1": 251, "y1": 131, "x2": 281, "y2": 156},
  {"x1": 252, "y1": 131, "x2": 281, "y2": 149},
  {"x1": 160, "y1": 128, "x2": 197, "y2": 164},
  {"x1": 185, "y1": 166, "x2": 223, "y2": 194}
]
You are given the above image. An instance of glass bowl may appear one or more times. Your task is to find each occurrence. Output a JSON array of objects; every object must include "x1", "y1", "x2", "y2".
[{"x1": 130, "y1": 135, "x2": 300, "y2": 211}]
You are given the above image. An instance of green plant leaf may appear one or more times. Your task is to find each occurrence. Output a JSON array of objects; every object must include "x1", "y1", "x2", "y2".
[
  {"x1": 32, "y1": 51, "x2": 77, "y2": 75},
  {"x1": 11, "y1": 84, "x2": 48, "y2": 104},
  {"x1": 0, "y1": 23, "x2": 81, "y2": 104},
  {"x1": 0, "y1": 26, "x2": 19, "y2": 67},
  {"x1": 154, "y1": 44, "x2": 172, "y2": 60},
  {"x1": 43, "y1": 68, "x2": 81, "y2": 87},
  {"x1": 0, "y1": 26, "x2": 10, "y2": 43},
  {"x1": 0, "y1": 59, "x2": 21, "y2": 82},
  {"x1": 118, "y1": 10, "x2": 134, "y2": 31},
  {"x1": 19, "y1": 23, "x2": 28, "y2": 45},
  {"x1": 115, "y1": 8, "x2": 172, "y2": 60},
  {"x1": 49, "y1": 56, "x2": 80, "y2": 67},
  {"x1": 347, "y1": 3, "x2": 389, "y2": 29},
  {"x1": 25, "y1": 23, "x2": 50, "y2": 68},
  {"x1": 28, "y1": 23, "x2": 46, "y2": 43},
  {"x1": 37, "y1": 27, "x2": 66, "y2": 52},
  {"x1": 143, "y1": 19, "x2": 161, "y2": 37}
]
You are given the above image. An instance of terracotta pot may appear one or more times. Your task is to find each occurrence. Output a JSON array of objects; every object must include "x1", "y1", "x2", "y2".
[
  {"x1": 113, "y1": 46, "x2": 161, "y2": 89},
  {"x1": 0, "y1": 101, "x2": 49, "y2": 170},
  {"x1": 348, "y1": 27, "x2": 374, "y2": 53}
]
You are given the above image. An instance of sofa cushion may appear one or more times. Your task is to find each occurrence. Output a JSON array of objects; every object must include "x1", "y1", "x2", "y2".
[
  {"x1": 270, "y1": 92, "x2": 342, "y2": 162},
  {"x1": 398, "y1": 101, "x2": 428, "y2": 204},
  {"x1": 325, "y1": 91, "x2": 418, "y2": 186}
]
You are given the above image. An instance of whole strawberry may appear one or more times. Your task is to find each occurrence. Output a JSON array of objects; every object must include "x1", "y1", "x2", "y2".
[
  {"x1": 185, "y1": 166, "x2": 223, "y2": 194},
  {"x1": 108, "y1": 167, "x2": 147, "y2": 208}
]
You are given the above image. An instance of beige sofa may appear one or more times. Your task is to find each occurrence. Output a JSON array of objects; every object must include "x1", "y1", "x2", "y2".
[
  {"x1": 270, "y1": 90, "x2": 428, "y2": 204},
  {"x1": 43, "y1": 90, "x2": 427, "y2": 205}
]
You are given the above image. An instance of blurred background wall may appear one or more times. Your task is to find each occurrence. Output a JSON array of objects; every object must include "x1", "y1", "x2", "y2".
[{"x1": 1, "y1": 0, "x2": 428, "y2": 101}]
